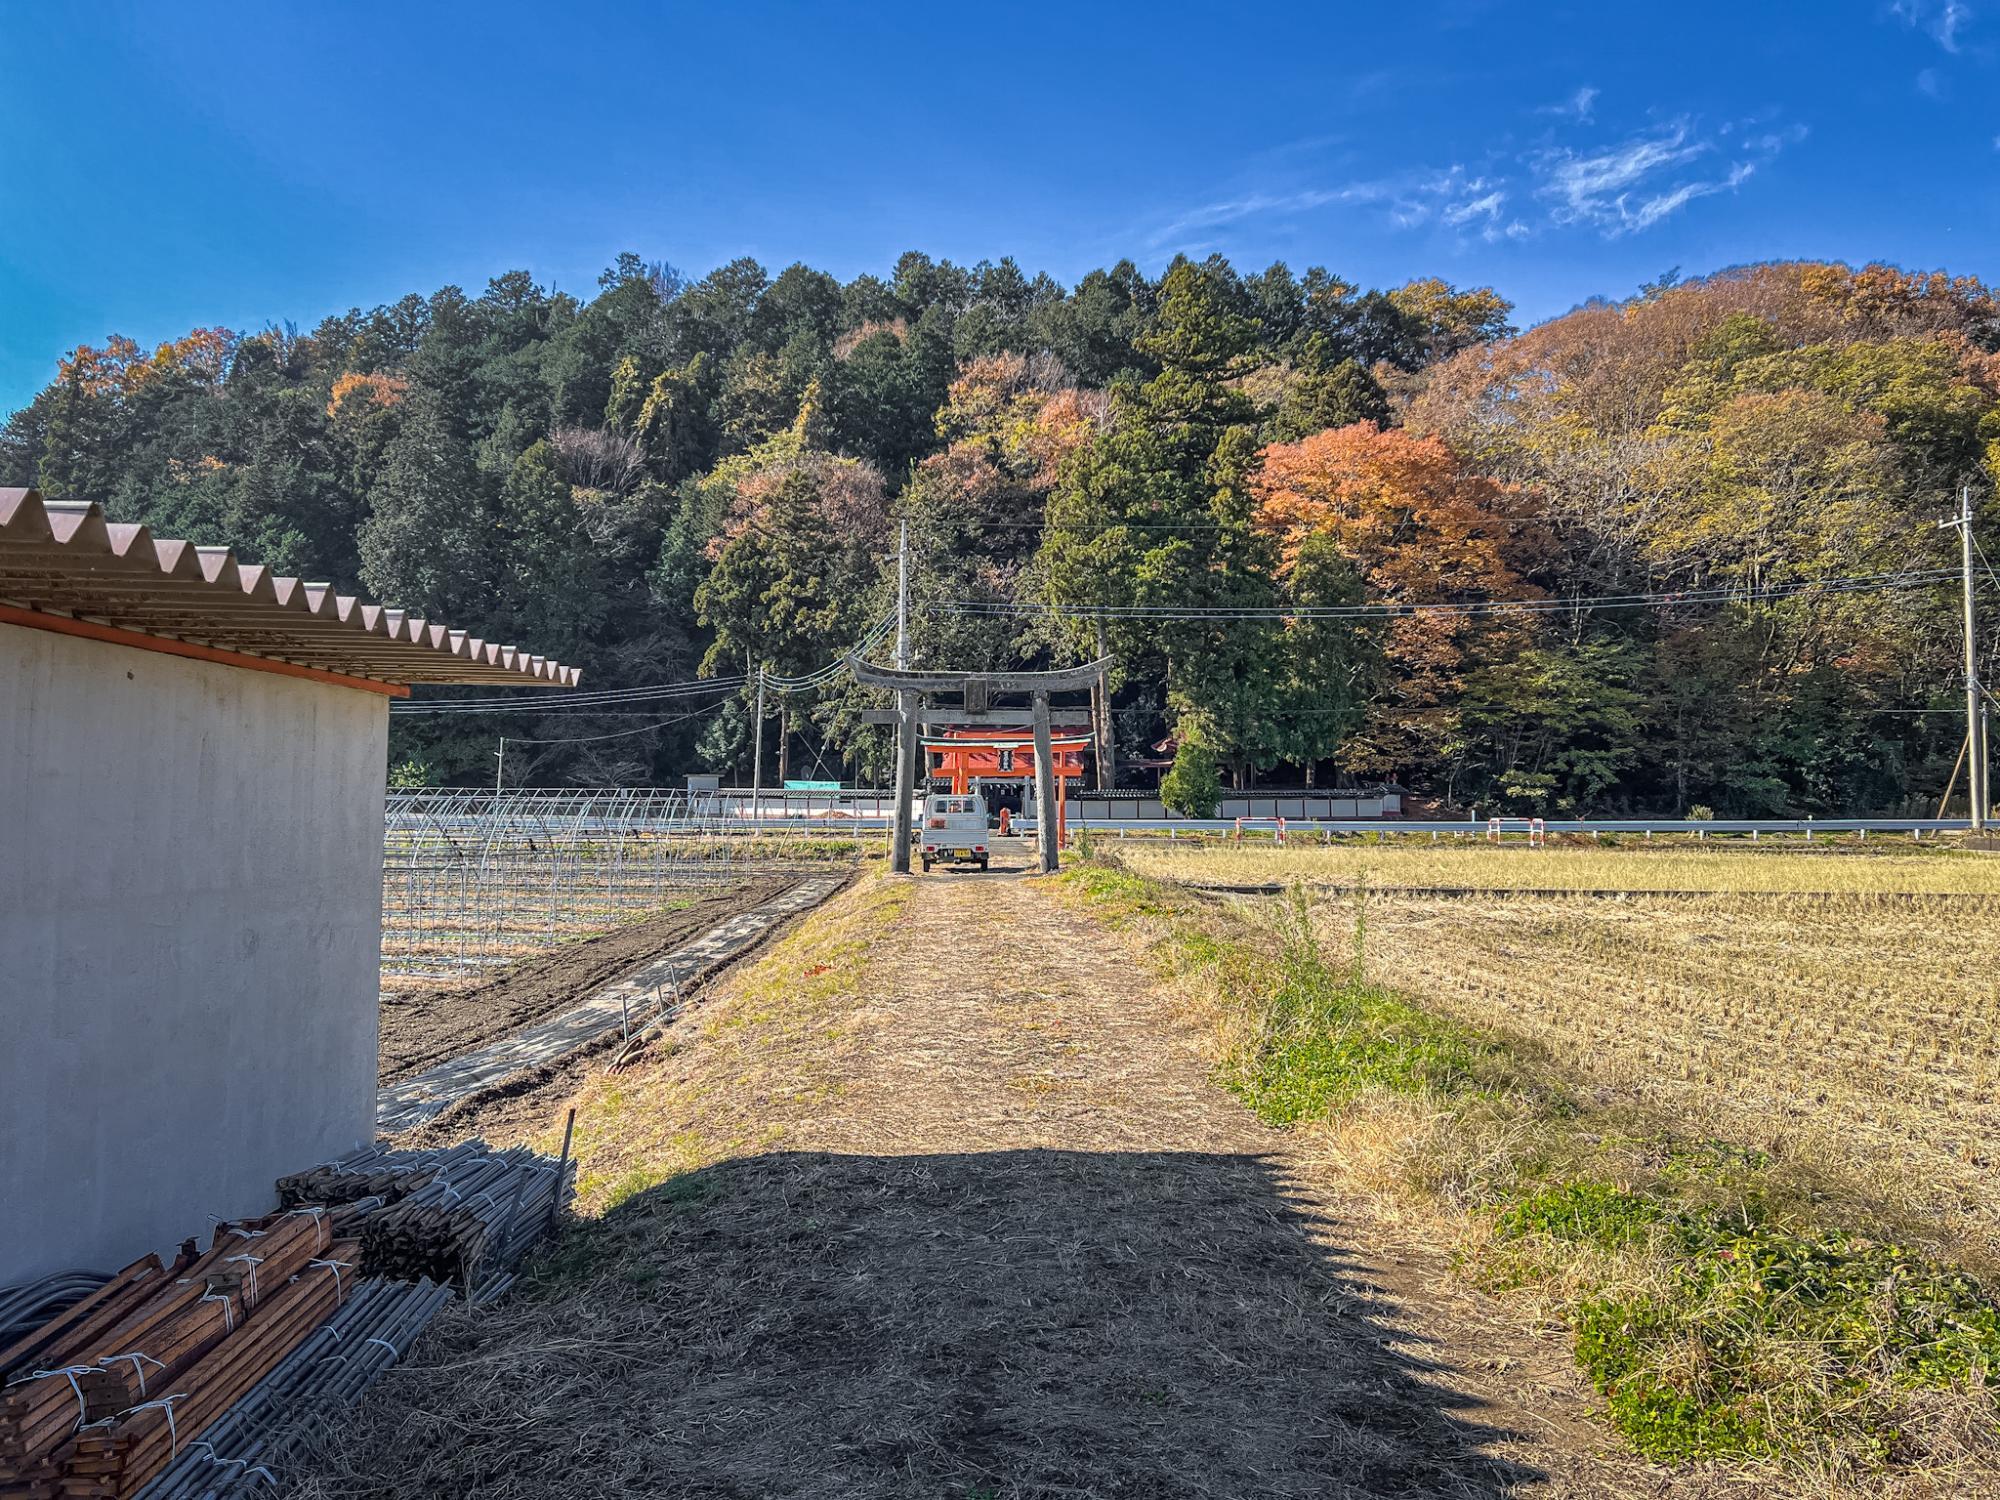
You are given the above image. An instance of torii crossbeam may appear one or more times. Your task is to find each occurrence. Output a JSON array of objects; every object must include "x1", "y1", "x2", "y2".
[{"x1": 846, "y1": 657, "x2": 1112, "y2": 695}]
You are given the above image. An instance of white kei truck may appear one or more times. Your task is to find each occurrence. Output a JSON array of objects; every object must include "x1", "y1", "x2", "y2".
[{"x1": 918, "y1": 792, "x2": 991, "y2": 871}]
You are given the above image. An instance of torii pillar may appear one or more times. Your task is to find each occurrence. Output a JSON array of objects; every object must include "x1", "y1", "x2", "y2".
[
  {"x1": 890, "y1": 688, "x2": 917, "y2": 874},
  {"x1": 1030, "y1": 691, "x2": 1058, "y2": 873}
]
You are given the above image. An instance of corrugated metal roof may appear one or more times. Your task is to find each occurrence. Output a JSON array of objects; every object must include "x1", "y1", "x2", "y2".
[{"x1": 0, "y1": 489, "x2": 580, "y2": 688}]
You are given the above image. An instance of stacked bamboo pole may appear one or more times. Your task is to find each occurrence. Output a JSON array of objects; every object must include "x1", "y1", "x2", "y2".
[
  {"x1": 279, "y1": 1141, "x2": 574, "y2": 1295},
  {"x1": 131, "y1": 1277, "x2": 452, "y2": 1500}
]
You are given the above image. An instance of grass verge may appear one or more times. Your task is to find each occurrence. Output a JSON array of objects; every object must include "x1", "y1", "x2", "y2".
[
  {"x1": 533, "y1": 871, "x2": 909, "y2": 1220},
  {"x1": 1054, "y1": 857, "x2": 2000, "y2": 1492}
]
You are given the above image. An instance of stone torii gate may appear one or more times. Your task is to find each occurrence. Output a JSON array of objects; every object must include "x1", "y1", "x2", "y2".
[{"x1": 848, "y1": 655, "x2": 1114, "y2": 875}]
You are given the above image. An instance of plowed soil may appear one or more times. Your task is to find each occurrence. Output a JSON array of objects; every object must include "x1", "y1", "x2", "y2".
[{"x1": 377, "y1": 876, "x2": 796, "y2": 1083}]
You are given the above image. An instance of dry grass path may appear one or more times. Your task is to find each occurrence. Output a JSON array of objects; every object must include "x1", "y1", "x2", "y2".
[{"x1": 292, "y1": 871, "x2": 1664, "y2": 1500}]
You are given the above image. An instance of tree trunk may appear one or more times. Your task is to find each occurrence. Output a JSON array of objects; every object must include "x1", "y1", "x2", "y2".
[{"x1": 777, "y1": 703, "x2": 789, "y2": 785}]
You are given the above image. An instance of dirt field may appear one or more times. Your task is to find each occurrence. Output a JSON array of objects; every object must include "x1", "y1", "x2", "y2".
[
  {"x1": 377, "y1": 876, "x2": 797, "y2": 1083},
  {"x1": 290, "y1": 871, "x2": 1669, "y2": 1500}
]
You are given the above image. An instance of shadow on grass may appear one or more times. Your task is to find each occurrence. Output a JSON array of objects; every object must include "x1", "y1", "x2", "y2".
[{"x1": 315, "y1": 1149, "x2": 1546, "y2": 1498}]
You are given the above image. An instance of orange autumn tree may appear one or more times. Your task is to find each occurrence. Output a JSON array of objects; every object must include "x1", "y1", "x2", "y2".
[
  {"x1": 327, "y1": 370, "x2": 409, "y2": 419},
  {"x1": 1251, "y1": 421, "x2": 1545, "y2": 783}
]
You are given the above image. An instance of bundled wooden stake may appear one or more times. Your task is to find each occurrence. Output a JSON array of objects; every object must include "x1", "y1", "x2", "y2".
[
  {"x1": 59, "y1": 1246, "x2": 356, "y2": 1498},
  {"x1": 0, "y1": 1255, "x2": 189, "y2": 1491},
  {"x1": 0, "y1": 1258, "x2": 169, "y2": 1384},
  {"x1": 1, "y1": 1208, "x2": 336, "y2": 1496}
]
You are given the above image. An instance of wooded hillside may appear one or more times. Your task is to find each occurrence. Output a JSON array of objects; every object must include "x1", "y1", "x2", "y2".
[{"x1": 6, "y1": 253, "x2": 1996, "y2": 815}]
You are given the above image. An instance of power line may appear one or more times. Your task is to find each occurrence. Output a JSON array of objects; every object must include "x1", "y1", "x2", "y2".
[
  {"x1": 947, "y1": 518, "x2": 1239, "y2": 533},
  {"x1": 400, "y1": 680, "x2": 742, "y2": 712},
  {"x1": 394, "y1": 614, "x2": 895, "y2": 717},
  {"x1": 496, "y1": 699, "x2": 731, "y2": 746},
  {"x1": 393, "y1": 678, "x2": 744, "y2": 716},
  {"x1": 759, "y1": 615, "x2": 895, "y2": 690},
  {"x1": 933, "y1": 569, "x2": 1955, "y2": 622}
]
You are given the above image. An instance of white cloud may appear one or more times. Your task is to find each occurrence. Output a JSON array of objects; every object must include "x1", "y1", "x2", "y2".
[
  {"x1": 1532, "y1": 118, "x2": 1802, "y2": 237},
  {"x1": 1916, "y1": 65, "x2": 1947, "y2": 96},
  {"x1": 1145, "y1": 189, "x2": 1354, "y2": 245},
  {"x1": 1145, "y1": 100, "x2": 1801, "y2": 251},
  {"x1": 1443, "y1": 189, "x2": 1507, "y2": 226},
  {"x1": 1148, "y1": 163, "x2": 1515, "y2": 247},
  {"x1": 1890, "y1": 0, "x2": 1973, "y2": 51},
  {"x1": 1538, "y1": 85, "x2": 1600, "y2": 121},
  {"x1": 1540, "y1": 125, "x2": 1707, "y2": 212}
]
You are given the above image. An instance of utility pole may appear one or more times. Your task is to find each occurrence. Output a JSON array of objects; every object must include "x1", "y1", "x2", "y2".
[
  {"x1": 896, "y1": 519, "x2": 910, "y2": 671},
  {"x1": 750, "y1": 666, "x2": 765, "y2": 828},
  {"x1": 494, "y1": 737, "x2": 505, "y2": 799},
  {"x1": 890, "y1": 520, "x2": 916, "y2": 872},
  {"x1": 1942, "y1": 486, "x2": 1988, "y2": 831},
  {"x1": 1092, "y1": 621, "x2": 1115, "y2": 791}
]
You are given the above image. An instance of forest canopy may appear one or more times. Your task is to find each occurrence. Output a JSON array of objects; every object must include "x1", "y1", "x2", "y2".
[{"x1": 6, "y1": 253, "x2": 1997, "y2": 816}]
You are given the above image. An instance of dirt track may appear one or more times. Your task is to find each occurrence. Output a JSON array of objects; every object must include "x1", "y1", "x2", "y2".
[
  {"x1": 377, "y1": 876, "x2": 796, "y2": 1083},
  {"x1": 299, "y1": 871, "x2": 1663, "y2": 1499}
]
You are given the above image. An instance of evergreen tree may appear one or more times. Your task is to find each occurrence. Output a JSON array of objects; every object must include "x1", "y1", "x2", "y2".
[{"x1": 357, "y1": 391, "x2": 493, "y2": 620}]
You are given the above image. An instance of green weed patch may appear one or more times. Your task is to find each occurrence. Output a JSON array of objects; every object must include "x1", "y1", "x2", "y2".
[{"x1": 1059, "y1": 855, "x2": 2000, "y2": 1482}]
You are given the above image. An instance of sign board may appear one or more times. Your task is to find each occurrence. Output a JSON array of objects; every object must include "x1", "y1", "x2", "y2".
[{"x1": 782, "y1": 780, "x2": 842, "y2": 791}]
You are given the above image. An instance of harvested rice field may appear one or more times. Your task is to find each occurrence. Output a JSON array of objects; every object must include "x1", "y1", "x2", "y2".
[
  {"x1": 1135, "y1": 840, "x2": 2000, "y2": 1265},
  {"x1": 292, "y1": 851, "x2": 2000, "y2": 1497},
  {"x1": 1115, "y1": 835, "x2": 2000, "y2": 894}
]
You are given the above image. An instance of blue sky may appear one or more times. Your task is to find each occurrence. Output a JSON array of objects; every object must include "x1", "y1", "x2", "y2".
[{"x1": 2, "y1": 1, "x2": 1996, "y2": 416}]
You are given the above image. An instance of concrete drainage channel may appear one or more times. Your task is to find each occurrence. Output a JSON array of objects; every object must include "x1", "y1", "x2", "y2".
[{"x1": 377, "y1": 872, "x2": 850, "y2": 1132}]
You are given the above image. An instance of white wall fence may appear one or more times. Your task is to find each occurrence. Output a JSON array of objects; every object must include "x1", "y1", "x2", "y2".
[{"x1": 1069, "y1": 792, "x2": 1404, "y2": 821}]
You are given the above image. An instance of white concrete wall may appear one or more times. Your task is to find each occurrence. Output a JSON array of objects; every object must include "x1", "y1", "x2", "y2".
[{"x1": 0, "y1": 622, "x2": 386, "y2": 1282}]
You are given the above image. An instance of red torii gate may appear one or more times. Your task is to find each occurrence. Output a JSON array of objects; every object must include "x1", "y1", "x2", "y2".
[{"x1": 921, "y1": 728, "x2": 1092, "y2": 847}]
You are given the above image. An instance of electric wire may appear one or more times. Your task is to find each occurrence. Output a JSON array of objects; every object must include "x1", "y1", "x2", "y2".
[
  {"x1": 930, "y1": 568, "x2": 1955, "y2": 621},
  {"x1": 493, "y1": 698, "x2": 734, "y2": 746},
  {"x1": 391, "y1": 678, "x2": 745, "y2": 716},
  {"x1": 388, "y1": 676, "x2": 744, "y2": 712},
  {"x1": 394, "y1": 615, "x2": 897, "y2": 716},
  {"x1": 391, "y1": 676, "x2": 745, "y2": 714},
  {"x1": 391, "y1": 563, "x2": 1966, "y2": 726},
  {"x1": 757, "y1": 614, "x2": 895, "y2": 690}
]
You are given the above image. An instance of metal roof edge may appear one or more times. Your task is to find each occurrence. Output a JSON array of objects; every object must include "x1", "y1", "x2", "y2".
[{"x1": 0, "y1": 488, "x2": 581, "y2": 688}]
